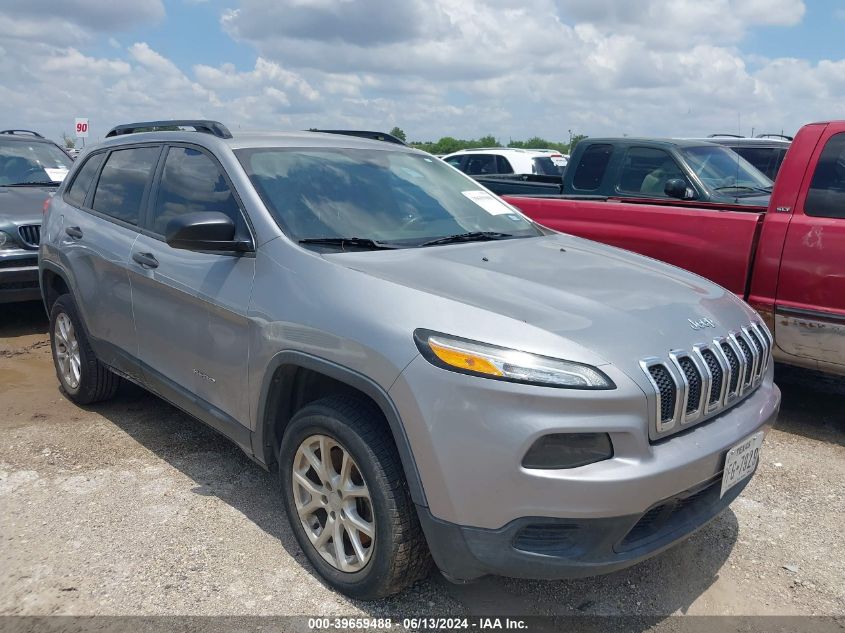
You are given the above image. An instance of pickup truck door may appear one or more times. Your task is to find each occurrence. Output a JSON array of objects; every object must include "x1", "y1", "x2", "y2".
[
  {"x1": 507, "y1": 196, "x2": 764, "y2": 296},
  {"x1": 774, "y1": 130, "x2": 845, "y2": 370}
]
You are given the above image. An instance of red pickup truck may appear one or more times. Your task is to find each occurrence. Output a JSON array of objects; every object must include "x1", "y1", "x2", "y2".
[{"x1": 508, "y1": 121, "x2": 845, "y2": 377}]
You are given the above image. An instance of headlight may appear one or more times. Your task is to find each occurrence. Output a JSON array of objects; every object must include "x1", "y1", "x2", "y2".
[
  {"x1": 414, "y1": 330, "x2": 614, "y2": 389},
  {"x1": 0, "y1": 231, "x2": 16, "y2": 250}
]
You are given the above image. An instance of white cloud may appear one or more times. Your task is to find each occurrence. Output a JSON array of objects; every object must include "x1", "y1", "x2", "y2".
[{"x1": 1, "y1": 0, "x2": 843, "y2": 146}]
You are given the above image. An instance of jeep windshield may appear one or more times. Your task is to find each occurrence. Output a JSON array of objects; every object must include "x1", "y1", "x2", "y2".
[
  {"x1": 681, "y1": 145, "x2": 773, "y2": 196},
  {"x1": 236, "y1": 148, "x2": 543, "y2": 249},
  {"x1": 0, "y1": 138, "x2": 72, "y2": 186}
]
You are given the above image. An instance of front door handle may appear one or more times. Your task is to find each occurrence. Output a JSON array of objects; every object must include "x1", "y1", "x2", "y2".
[
  {"x1": 132, "y1": 251, "x2": 159, "y2": 269},
  {"x1": 65, "y1": 226, "x2": 83, "y2": 239}
]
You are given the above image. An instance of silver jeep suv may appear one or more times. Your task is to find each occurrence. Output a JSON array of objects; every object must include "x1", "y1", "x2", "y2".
[{"x1": 39, "y1": 120, "x2": 780, "y2": 599}]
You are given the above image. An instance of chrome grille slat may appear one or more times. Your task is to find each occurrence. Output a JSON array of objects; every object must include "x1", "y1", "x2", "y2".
[
  {"x1": 641, "y1": 323, "x2": 772, "y2": 440},
  {"x1": 18, "y1": 224, "x2": 41, "y2": 248}
]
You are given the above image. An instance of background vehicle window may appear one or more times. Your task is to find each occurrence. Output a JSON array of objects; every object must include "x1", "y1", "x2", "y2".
[
  {"x1": 65, "y1": 153, "x2": 105, "y2": 208},
  {"x1": 805, "y1": 133, "x2": 845, "y2": 219},
  {"x1": 618, "y1": 147, "x2": 686, "y2": 195},
  {"x1": 464, "y1": 154, "x2": 496, "y2": 175},
  {"x1": 152, "y1": 147, "x2": 243, "y2": 235},
  {"x1": 444, "y1": 156, "x2": 464, "y2": 169},
  {"x1": 92, "y1": 147, "x2": 160, "y2": 225},
  {"x1": 572, "y1": 144, "x2": 612, "y2": 191},
  {"x1": 0, "y1": 139, "x2": 72, "y2": 185},
  {"x1": 496, "y1": 155, "x2": 514, "y2": 174},
  {"x1": 532, "y1": 156, "x2": 559, "y2": 176}
]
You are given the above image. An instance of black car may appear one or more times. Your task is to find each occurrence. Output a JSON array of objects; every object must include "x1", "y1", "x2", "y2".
[
  {"x1": 701, "y1": 135, "x2": 791, "y2": 181},
  {"x1": 0, "y1": 130, "x2": 73, "y2": 303}
]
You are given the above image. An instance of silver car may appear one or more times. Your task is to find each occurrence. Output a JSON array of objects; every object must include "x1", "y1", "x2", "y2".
[{"x1": 39, "y1": 120, "x2": 780, "y2": 600}]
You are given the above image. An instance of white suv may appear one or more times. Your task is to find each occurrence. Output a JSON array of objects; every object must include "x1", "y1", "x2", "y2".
[{"x1": 443, "y1": 148, "x2": 563, "y2": 177}]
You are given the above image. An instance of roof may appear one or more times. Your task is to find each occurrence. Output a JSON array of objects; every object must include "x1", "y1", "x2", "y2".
[
  {"x1": 686, "y1": 137, "x2": 791, "y2": 147},
  {"x1": 94, "y1": 128, "x2": 422, "y2": 154},
  {"x1": 583, "y1": 137, "x2": 721, "y2": 149},
  {"x1": 445, "y1": 147, "x2": 555, "y2": 157}
]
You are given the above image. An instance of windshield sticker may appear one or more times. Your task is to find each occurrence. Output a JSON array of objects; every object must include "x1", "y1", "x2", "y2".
[
  {"x1": 461, "y1": 190, "x2": 513, "y2": 215},
  {"x1": 44, "y1": 168, "x2": 69, "y2": 182}
]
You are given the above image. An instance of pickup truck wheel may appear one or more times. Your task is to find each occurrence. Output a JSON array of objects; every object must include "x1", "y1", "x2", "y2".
[
  {"x1": 279, "y1": 395, "x2": 431, "y2": 599},
  {"x1": 49, "y1": 294, "x2": 120, "y2": 405}
]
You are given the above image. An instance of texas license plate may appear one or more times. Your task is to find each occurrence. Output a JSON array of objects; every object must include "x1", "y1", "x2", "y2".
[{"x1": 720, "y1": 431, "x2": 765, "y2": 498}]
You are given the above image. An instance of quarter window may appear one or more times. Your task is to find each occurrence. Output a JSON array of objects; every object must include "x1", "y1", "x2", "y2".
[
  {"x1": 65, "y1": 153, "x2": 105, "y2": 208},
  {"x1": 496, "y1": 155, "x2": 514, "y2": 174},
  {"x1": 572, "y1": 144, "x2": 612, "y2": 191},
  {"x1": 805, "y1": 133, "x2": 845, "y2": 219},
  {"x1": 152, "y1": 147, "x2": 243, "y2": 235},
  {"x1": 92, "y1": 147, "x2": 161, "y2": 225}
]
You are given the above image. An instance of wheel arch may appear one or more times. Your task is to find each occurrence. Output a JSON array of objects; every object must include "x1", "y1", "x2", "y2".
[
  {"x1": 40, "y1": 262, "x2": 72, "y2": 313},
  {"x1": 254, "y1": 350, "x2": 428, "y2": 507}
]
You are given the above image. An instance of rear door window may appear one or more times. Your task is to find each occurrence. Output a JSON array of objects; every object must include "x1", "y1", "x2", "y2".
[
  {"x1": 805, "y1": 133, "x2": 845, "y2": 219},
  {"x1": 92, "y1": 146, "x2": 161, "y2": 225},
  {"x1": 65, "y1": 152, "x2": 106, "y2": 208},
  {"x1": 151, "y1": 146, "x2": 245, "y2": 235},
  {"x1": 572, "y1": 144, "x2": 613, "y2": 191}
]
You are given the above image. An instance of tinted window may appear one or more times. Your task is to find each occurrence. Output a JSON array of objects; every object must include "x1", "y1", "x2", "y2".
[
  {"x1": 532, "y1": 156, "x2": 559, "y2": 176},
  {"x1": 682, "y1": 145, "x2": 772, "y2": 193},
  {"x1": 92, "y1": 147, "x2": 160, "y2": 224},
  {"x1": 496, "y1": 155, "x2": 514, "y2": 174},
  {"x1": 152, "y1": 147, "x2": 242, "y2": 235},
  {"x1": 572, "y1": 144, "x2": 612, "y2": 191},
  {"x1": 463, "y1": 154, "x2": 496, "y2": 175},
  {"x1": 444, "y1": 156, "x2": 463, "y2": 169},
  {"x1": 618, "y1": 147, "x2": 687, "y2": 195},
  {"x1": 65, "y1": 153, "x2": 105, "y2": 207},
  {"x1": 805, "y1": 133, "x2": 845, "y2": 219},
  {"x1": 237, "y1": 148, "x2": 542, "y2": 245}
]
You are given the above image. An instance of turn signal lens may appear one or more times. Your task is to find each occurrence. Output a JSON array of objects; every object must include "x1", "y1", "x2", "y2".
[
  {"x1": 414, "y1": 330, "x2": 614, "y2": 390},
  {"x1": 428, "y1": 339, "x2": 503, "y2": 376}
]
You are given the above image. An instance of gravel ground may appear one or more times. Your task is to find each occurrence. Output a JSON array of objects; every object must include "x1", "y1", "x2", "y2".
[{"x1": 0, "y1": 301, "x2": 843, "y2": 621}]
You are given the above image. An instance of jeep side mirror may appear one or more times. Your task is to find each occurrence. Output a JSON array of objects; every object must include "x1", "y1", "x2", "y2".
[
  {"x1": 165, "y1": 212, "x2": 252, "y2": 252},
  {"x1": 664, "y1": 178, "x2": 694, "y2": 200}
]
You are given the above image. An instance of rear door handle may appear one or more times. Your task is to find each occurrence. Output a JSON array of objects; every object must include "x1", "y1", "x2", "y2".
[
  {"x1": 65, "y1": 226, "x2": 83, "y2": 239},
  {"x1": 132, "y1": 251, "x2": 159, "y2": 269}
]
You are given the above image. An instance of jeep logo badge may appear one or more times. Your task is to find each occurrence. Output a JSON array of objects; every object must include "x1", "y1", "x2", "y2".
[{"x1": 689, "y1": 317, "x2": 717, "y2": 330}]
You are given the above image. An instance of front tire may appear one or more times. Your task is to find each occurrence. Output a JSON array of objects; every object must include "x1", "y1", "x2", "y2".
[
  {"x1": 279, "y1": 395, "x2": 431, "y2": 599},
  {"x1": 49, "y1": 294, "x2": 120, "y2": 404}
]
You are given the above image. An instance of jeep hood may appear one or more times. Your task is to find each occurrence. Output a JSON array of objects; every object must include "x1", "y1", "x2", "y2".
[{"x1": 329, "y1": 234, "x2": 759, "y2": 369}]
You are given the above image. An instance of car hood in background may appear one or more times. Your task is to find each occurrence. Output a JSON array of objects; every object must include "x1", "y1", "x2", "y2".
[{"x1": 0, "y1": 185, "x2": 55, "y2": 223}]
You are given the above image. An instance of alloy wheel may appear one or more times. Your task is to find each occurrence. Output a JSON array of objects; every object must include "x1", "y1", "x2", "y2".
[
  {"x1": 292, "y1": 434, "x2": 375, "y2": 572},
  {"x1": 54, "y1": 312, "x2": 81, "y2": 390}
]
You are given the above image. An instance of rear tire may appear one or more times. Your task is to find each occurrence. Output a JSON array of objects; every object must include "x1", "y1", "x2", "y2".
[
  {"x1": 279, "y1": 394, "x2": 431, "y2": 599},
  {"x1": 49, "y1": 294, "x2": 120, "y2": 404}
]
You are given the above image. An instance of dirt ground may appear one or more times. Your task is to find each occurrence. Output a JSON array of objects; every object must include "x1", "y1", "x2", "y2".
[{"x1": 1, "y1": 301, "x2": 843, "y2": 620}]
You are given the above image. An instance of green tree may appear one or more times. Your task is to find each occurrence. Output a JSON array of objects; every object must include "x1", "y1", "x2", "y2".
[
  {"x1": 389, "y1": 127, "x2": 407, "y2": 142},
  {"x1": 61, "y1": 133, "x2": 75, "y2": 149}
]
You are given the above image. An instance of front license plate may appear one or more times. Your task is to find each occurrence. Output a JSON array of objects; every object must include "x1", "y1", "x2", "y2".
[{"x1": 720, "y1": 431, "x2": 765, "y2": 498}]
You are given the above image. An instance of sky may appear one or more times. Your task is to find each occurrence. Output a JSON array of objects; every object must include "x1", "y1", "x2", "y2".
[{"x1": 1, "y1": 0, "x2": 844, "y2": 146}]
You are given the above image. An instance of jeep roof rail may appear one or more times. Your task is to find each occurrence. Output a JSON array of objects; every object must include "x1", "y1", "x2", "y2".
[
  {"x1": 311, "y1": 129, "x2": 407, "y2": 146},
  {"x1": 105, "y1": 120, "x2": 232, "y2": 139},
  {"x1": 707, "y1": 133, "x2": 745, "y2": 138},
  {"x1": 756, "y1": 133, "x2": 793, "y2": 141},
  {"x1": 0, "y1": 129, "x2": 45, "y2": 138}
]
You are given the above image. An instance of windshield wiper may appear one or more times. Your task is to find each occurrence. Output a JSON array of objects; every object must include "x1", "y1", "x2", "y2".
[
  {"x1": 4, "y1": 181, "x2": 61, "y2": 187},
  {"x1": 420, "y1": 231, "x2": 514, "y2": 247},
  {"x1": 713, "y1": 186, "x2": 767, "y2": 193},
  {"x1": 298, "y1": 237, "x2": 397, "y2": 250}
]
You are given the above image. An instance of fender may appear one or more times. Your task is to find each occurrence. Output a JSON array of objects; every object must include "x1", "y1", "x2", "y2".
[{"x1": 253, "y1": 350, "x2": 428, "y2": 507}]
